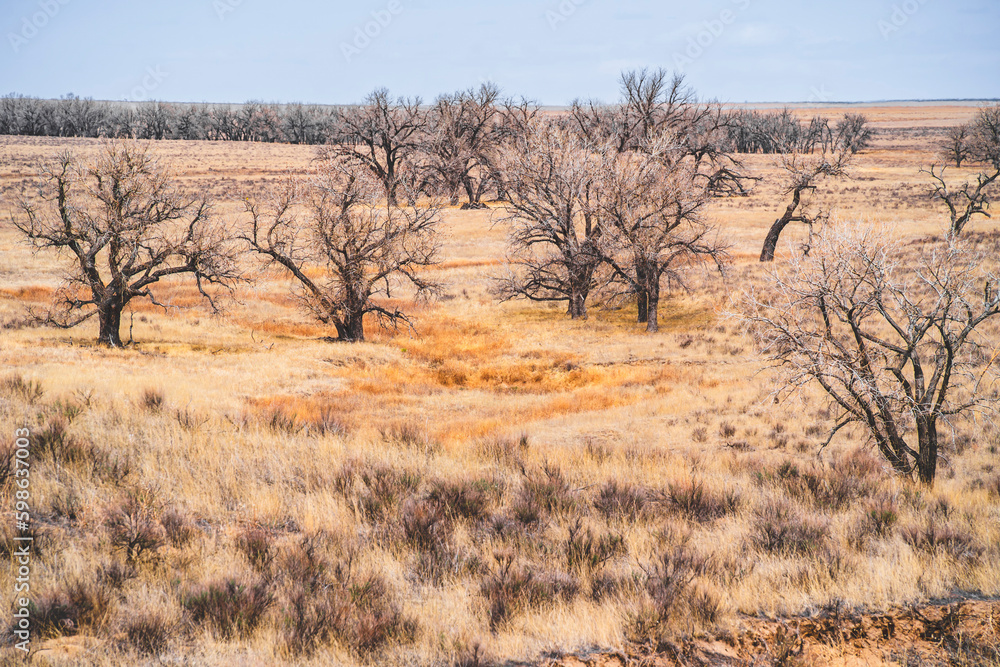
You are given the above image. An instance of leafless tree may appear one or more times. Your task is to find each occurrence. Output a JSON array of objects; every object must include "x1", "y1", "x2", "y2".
[
  {"x1": 11, "y1": 140, "x2": 240, "y2": 346},
  {"x1": 494, "y1": 123, "x2": 603, "y2": 319},
  {"x1": 925, "y1": 106, "x2": 1000, "y2": 238},
  {"x1": 422, "y1": 83, "x2": 501, "y2": 206},
  {"x1": 741, "y1": 223, "x2": 1000, "y2": 485},
  {"x1": 240, "y1": 159, "x2": 441, "y2": 342},
  {"x1": 939, "y1": 124, "x2": 972, "y2": 167},
  {"x1": 925, "y1": 165, "x2": 998, "y2": 237},
  {"x1": 595, "y1": 136, "x2": 726, "y2": 332},
  {"x1": 325, "y1": 89, "x2": 426, "y2": 206},
  {"x1": 759, "y1": 139, "x2": 855, "y2": 262}
]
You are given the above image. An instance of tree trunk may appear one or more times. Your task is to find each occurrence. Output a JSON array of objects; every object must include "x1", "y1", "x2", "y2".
[
  {"x1": 760, "y1": 185, "x2": 808, "y2": 262},
  {"x1": 916, "y1": 416, "x2": 938, "y2": 485},
  {"x1": 760, "y1": 217, "x2": 791, "y2": 263},
  {"x1": 336, "y1": 311, "x2": 366, "y2": 342},
  {"x1": 569, "y1": 291, "x2": 588, "y2": 320},
  {"x1": 635, "y1": 261, "x2": 649, "y2": 323},
  {"x1": 645, "y1": 282, "x2": 659, "y2": 333},
  {"x1": 98, "y1": 304, "x2": 123, "y2": 347}
]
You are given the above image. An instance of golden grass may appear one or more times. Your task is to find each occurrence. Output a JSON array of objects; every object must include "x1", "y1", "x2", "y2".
[{"x1": 1, "y1": 107, "x2": 999, "y2": 665}]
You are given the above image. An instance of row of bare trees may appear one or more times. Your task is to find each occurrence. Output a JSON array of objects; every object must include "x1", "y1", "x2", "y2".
[{"x1": 12, "y1": 140, "x2": 439, "y2": 346}]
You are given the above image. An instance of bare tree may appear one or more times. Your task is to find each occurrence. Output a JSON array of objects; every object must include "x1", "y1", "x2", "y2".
[
  {"x1": 925, "y1": 106, "x2": 1000, "y2": 238},
  {"x1": 759, "y1": 139, "x2": 855, "y2": 262},
  {"x1": 11, "y1": 140, "x2": 240, "y2": 346},
  {"x1": 925, "y1": 165, "x2": 998, "y2": 237},
  {"x1": 241, "y1": 160, "x2": 441, "y2": 342},
  {"x1": 495, "y1": 123, "x2": 603, "y2": 319},
  {"x1": 939, "y1": 124, "x2": 972, "y2": 167},
  {"x1": 595, "y1": 137, "x2": 726, "y2": 332},
  {"x1": 325, "y1": 89, "x2": 426, "y2": 206},
  {"x1": 741, "y1": 223, "x2": 1000, "y2": 485},
  {"x1": 422, "y1": 83, "x2": 501, "y2": 207}
]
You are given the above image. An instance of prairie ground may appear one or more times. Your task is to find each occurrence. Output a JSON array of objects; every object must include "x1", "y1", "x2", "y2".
[{"x1": 1, "y1": 104, "x2": 999, "y2": 666}]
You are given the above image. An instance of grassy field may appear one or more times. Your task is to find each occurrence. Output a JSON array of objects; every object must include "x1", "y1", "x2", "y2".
[{"x1": 1, "y1": 104, "x2": 999, "y2": 666}]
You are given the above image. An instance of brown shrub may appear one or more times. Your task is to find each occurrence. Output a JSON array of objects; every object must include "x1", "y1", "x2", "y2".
[
  {"x1": 181, "y1": 578, "x2": 274, "y2": 640},
  {"x1": 427, "y1": 479, "x2": 494, "y2": 521},
  {"x1": 481, "y1": 552, "x2": 579, "y2": 631},
  {"x1": 105, "y1": 489, "x2": 166, "y2": 565},
  {"x1": 593, "y1": 480, "x2": 648, "y2": 521},
  {"x1": 565, "y1": 518, "x2": 627, "y2": 575},
  {"x1": 160, "y1": 508, "x2": 197, "y2": 548},
  {"x1": 666, "y1": 479, "x2": 740, "y2": 523},
  {"x1": 751, "y1": 499, "x2": 829, "y2": 555},
  {"x1": 122, "y1": 609, "x2": 174, "y2": 655},
  {"x1": 140, "y1": 388, "x2": 165, "y2": 413},
  {"x1": 236, "y1": 526, "x2": 275, "y2": 573},
  {"x1": 901, "y1": 521, "x2": 982, "y2": 561},
  {"x1": 0, "y1": 374, "x2": 44, "y2": 403}
]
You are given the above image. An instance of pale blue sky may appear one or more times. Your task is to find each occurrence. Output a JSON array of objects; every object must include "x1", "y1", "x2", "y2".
[{"x1": 2, "y1": 0, "x2": 998, "y2": 105}]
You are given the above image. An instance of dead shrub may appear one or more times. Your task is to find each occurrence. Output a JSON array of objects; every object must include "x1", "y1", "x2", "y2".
[
  {"x1": 901, "y1": 521, "x2": 982, "y2": 561},
  {"x1": 593, "y1": 480, "x2": 647, "y2": 521},
  {"x1": 236, "y1": 526, "x2": 275, "y2": 573},
  {"x1": 340, "y1": 462, "x2": 421, "y2": 523},
  {"x1": 480, "y1": 552, "x2": 579, "y2": 631},
  {"x1": 25, "y1": 579, "x2": 113, "y2": 638},
  {"x1": 519, "y1": 465, "x2": 576, "y2": 517},
  {"x1": 122, "y1": 609, "x2": 174, "y2": 655},
  {"x1": 182, "y1": 578, "x2": 274, "y2": 640},
  {"x1": 850, "y1": 493, "x2": 900, "y2": 549},
  {"x1": 34, "y1": 416, "x2": 92, "y2": 468},
  {"x1": 751, "y1": 499, "x2": 829, "y2": 555},
  {"x1": 160, "y1": 508, "x2": 197, "y2": 548},
  {"x1": 565, "y1": 518, "x2": 627, "y2": 575},
  {"x1": 281, "y1": 560, "x2": 417, "y2": 658},
  {"x1": 140, "y1": 388, "x2": 165, "y2": 413},
  {"x1": 0, "y1": 374, "x2": 44, "y2": 403},
  {"x1": 666, "y1": 479, "x2": 740, "y2": 523},
  {"x1": 105, "y1": 488, "x2": 165, "y2": 565},
  {"x1": 427, "y1": 479, "x2": 493, "y2": 522},
  {"x1": 630, "y1": 545, "x2": 711, "y2": 640}
]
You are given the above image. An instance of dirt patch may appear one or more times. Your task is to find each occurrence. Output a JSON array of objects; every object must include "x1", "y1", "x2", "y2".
[{"x1": 542, "y1": 599, "x2": 1000, "y2": 666}]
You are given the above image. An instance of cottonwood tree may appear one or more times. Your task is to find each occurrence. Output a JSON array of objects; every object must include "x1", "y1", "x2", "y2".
[
  {"x1": 759, "y1": 138, "x2": 855, "y2": 262},
  {"x1": 11, "y1": 140, "x2": 240, "y2": 346},
  {"x1": 570, "y1": 69, "x2": 755, "y2": 198},
  {"x1": 241, "y1": 160, "x2": 441, "y2": 342},
  {"x1": 495, "y1": 123, "x2": 603, "y2": 319},
  {"x1": 926, "y1": 106, "x2": 1000, "y2": 238},
  {"x1": 939, "y1": 124, "x2": 972, "y2": 167},
  {"x1": 741, "y1": 224, "x2": 1000, "y2": 485},
  {"x1": 422, "y1": 83, "x2": 501, "y2": 207},
  {"x1": 325, "y1": 89, "x2": 426, "y2": 206},
  {"x1": 595, "y1": 137, "x2": 726, "y2": 332}
]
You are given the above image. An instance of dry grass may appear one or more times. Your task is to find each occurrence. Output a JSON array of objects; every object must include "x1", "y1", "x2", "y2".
[{"x1": 1, "y1": 106, "x2": 999, "y2": 665}]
